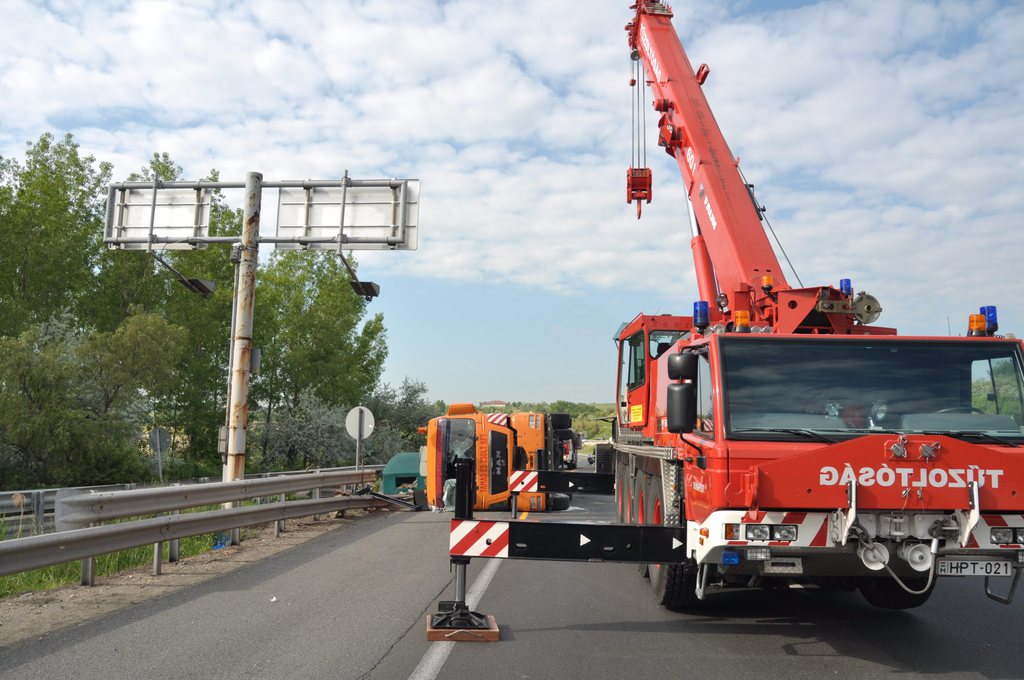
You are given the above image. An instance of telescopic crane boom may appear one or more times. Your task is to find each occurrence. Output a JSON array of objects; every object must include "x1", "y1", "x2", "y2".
[{"x1": 626, "y1": 1, "x2": 881, "y2": 332}]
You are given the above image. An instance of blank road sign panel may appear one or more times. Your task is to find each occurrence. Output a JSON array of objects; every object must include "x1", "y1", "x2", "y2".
[
  {"x1": 105, "y1": 187, "x2": 211, "y2": 250},
  {"x1": 275, "y1": 180, "x2": 419, "y2": 250}
]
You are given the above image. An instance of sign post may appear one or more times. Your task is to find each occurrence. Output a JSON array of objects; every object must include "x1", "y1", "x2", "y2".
[
  {"x1": 148, "y1": 427, "x2": 170, "y2": 483},
  {"x1": 225, "y1": 172, "x2": 261, "y2": 483}
]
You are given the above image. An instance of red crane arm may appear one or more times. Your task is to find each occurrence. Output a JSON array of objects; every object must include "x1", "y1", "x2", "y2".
[{"x1": 627, "y1": 1, "x2": 788, "y2": 321}]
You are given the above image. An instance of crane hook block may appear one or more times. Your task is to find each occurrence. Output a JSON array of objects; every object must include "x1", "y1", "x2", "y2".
[{"x1": 627, "y1": 167, "x2": 653, "y2": 218}]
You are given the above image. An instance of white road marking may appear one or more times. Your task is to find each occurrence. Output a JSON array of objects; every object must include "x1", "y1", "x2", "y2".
[{"x1": 406, "y1": 558, "x2": 502, "y2": 680}]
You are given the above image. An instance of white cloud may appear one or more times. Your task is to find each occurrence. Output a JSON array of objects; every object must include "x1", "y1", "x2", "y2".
[{"x1": 1, "y1": 0, "x2": 1021, "y2": 342}]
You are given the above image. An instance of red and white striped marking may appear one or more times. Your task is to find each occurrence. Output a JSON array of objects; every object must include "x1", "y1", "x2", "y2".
[
  {"x1": 509, "y1": 470, "x2": 539, "y2": 493},
  {"x1": 450, "y1": 520, "x2": 509, "y2": 558},
  {"x1": 486, "y1": 413, "x2": 509, "y2": 425}
]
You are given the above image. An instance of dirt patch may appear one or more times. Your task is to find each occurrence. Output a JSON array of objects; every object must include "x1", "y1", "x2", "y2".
[{"x1": 0, "y1": 509, "x2": 387, "y2": 648}]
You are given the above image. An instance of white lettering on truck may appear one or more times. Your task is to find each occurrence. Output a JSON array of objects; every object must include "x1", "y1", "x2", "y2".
[
  {"x1": 639, "y1": 25, "x2": 663, "y2": 83},
  {"x1": 819, "y1": 465, "x2": 1004, "y2": 489}
]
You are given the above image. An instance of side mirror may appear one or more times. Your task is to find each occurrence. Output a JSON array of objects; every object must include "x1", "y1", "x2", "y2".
[
  {"x1": 667, "y1": 352, "x2": 697, "y2": 381},
  {"x1": 419, "y1": 445, "x2": 428, "y2": 478},
  {"x1": 667, "y1": 383, "x2": 697, "y2": 434}
]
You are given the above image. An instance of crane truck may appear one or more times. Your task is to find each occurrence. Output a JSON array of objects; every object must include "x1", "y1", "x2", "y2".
[
  {"x1": 617, "y1": 0, "x2": 1024, "y2": 610},
  {"x1": 422, "y1": 405, "x2": 573, "y2": 512}
]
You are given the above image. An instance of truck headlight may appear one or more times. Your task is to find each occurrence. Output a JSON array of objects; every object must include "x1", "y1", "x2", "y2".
[
  {"x1": 1016, "y1": 528, "x2": 1024, "y2": 544},
  {"x1": 772, "y1": 525, "x2": 798, "y2": 541},
  {"x1": 990, "y1": 528, "x2": 1014, "y2": 544},
  {"x1": 745, "y1": 524, "x2": 770, "y2": 541}
]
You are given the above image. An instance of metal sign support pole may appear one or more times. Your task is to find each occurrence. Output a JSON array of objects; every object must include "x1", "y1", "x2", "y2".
[
  {"x1": 223, "y1": 171, "x2": 262, "y2": 484},
  {"x1": 356, "y1": 410, "x2": 364, "y2": 471}
]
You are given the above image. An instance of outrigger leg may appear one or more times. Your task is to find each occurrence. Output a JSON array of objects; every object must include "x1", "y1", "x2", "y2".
[{"x1": 426, "y1": 459, "x2": 499, "y2": 641}]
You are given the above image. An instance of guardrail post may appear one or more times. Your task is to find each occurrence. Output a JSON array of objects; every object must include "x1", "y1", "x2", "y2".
[
  {"x1": 152, "y1": 540, "x2": 163, "y2": 576},
  {"x1": 275, "y1": 493, "x2": 285, "y2": 537},
  {"x1": 312, "y1": 487, "x2": 321, "y2": 522},
  {"x1": 169, "y1": 509, "x2": 180, "y2": 563},
  {"x1": 231, "y1": 504, "x2": 241, "y2": 546},
  {"x1": 81, "y1": 556, "x2": 95, "y2": 586}
]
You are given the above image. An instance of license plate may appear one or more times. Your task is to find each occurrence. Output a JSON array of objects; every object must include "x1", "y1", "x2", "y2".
[{"x1": 937, "y1": 558, "x2": 1012, "y2": 577}]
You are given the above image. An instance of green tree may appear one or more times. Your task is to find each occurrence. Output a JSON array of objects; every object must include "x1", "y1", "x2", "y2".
[
  {"x1": 0, "y1": 133, "x2": 111, "y2": 336},
  {"x1": 0, "y1": 312, "x2": 185, "y2": 489},
  {"x1": 359, "y1": 378, "x2": 445, "y2": 463},
  {"x1": 252, "y1": 251, "x2": 387, "y2": 460},
  {"x1": 82, "y1": 153, "x2": 184, "y2": 332},
  {"x1": 154, "y1": 171, "x2": 240, "y2": 464}
]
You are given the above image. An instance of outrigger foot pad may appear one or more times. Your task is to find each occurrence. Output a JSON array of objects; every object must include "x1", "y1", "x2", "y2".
[{"x1": 426, "y1": 603, "x2": 500, "y2": 641}]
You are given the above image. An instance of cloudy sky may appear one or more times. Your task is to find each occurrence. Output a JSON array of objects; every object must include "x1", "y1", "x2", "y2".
[{"x1": 2, "y1": 0, "x2": 1021, "y2": 404}]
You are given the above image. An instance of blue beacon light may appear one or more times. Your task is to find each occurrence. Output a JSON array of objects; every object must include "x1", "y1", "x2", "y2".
[
  {"x1": 980, "y1": 306, "x2": 998, "y2": 334},
  {"x1": 693, "y1": 301, "x2": 710, "y2": 330},
  {"x1": 839, "y1": 278, "x2": 853, "y2": 297}
]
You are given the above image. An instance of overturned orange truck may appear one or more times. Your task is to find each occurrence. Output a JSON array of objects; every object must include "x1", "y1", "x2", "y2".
[{"x1": 421, "y1": 404, "x2": 572, "y2": 512}]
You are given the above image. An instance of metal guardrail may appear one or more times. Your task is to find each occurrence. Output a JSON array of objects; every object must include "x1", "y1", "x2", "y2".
[
  {"x1": 0, "y1": 466, "x2": 387, "y2": 583},
  {"x1": 0, "y1": 465, "x2": 384, "y2": 539},
  {"x1": 0, "y1": 494, "x2": 385, "y2": 578},
  {"x1": 55, "y1": 469, "x2": 376, "y2": 530}
]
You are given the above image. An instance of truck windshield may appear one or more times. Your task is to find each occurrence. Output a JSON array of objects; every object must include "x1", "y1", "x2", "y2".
[
  {"x1": 439, "y1": 418, "x2": 476, "y2": 466},
  {"x1": 720, "y1": 338, "x2": 1024, "y2": 443}
]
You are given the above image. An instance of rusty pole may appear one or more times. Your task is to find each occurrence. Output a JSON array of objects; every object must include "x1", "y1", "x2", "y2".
[{"x1": 223, "y1": 171, "x2": 262, "y2": 484}]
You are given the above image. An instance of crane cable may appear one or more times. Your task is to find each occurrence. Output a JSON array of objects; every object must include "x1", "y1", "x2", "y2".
[
  {"x1": 631, "y1": 56, "x2": 647, "y2": 170},
  {"x1": 737, "y1": 164, "x2": 803, "y2": 288}
]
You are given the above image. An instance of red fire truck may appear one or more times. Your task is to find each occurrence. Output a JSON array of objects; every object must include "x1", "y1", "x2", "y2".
[{"x1": 616, "y1": 1, "x2": 1024, "y2": 610}]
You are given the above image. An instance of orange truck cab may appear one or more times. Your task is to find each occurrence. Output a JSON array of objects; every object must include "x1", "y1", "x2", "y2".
[{"x1": 423, "y1": 404, "x2": 565, "y2": 512}]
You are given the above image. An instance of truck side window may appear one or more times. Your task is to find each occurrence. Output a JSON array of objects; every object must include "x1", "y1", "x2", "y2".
[
  {"x1": 626, "y1": 330, "x2": 645, "y2": 390},
  {"x1": 696, "y1": 355, "x2": 714, "y2": 435},
  {"x1": 972, "y1": 356, "x2": 1024, "y2": 425},
  {"x1": 649, "y1": 330, "x2": 686, "y2": 358}
]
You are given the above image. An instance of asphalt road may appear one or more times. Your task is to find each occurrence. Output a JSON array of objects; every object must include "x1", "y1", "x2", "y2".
[{"x1": 2, "y1": 466, "x2": 1022, "y2": 680}]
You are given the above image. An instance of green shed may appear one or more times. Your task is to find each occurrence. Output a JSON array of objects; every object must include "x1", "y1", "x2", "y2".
[{"x1": 382, "y1": 451, "x2": 426, "y2": 494}]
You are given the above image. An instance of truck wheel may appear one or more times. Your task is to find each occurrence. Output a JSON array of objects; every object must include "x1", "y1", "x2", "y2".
[
  {"x1": 547, "y1": 493, "x2": 571, "y2": 511},
  {"x1": 595, "y1": 444, "x2": 614, "y2": 474},
  {"x1": 647, "y1": 476, "x2": 699, "y2": 611},
  {"x1": 857, "y1": 576, "x2": 934, "y2": 609},
  {"x1": 549, "y1": 413, "x2": 572, "y2": 430},
  {"x1": 650, "y1": 561, "x2": 699, "y2": 611}
]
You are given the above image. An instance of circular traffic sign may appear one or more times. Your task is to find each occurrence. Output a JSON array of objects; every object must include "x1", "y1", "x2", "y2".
[{"x1": 345, "y1": 406, "x2": 375, "y2": 440}]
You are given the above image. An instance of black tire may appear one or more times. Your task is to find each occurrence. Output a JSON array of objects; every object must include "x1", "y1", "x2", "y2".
[
  {"x1": 858, "y1": 576, "x2": 934, "y2": 609},
  {"x1": 548, "y1": 413, "x2": 572, "y2": 430},
  {"x1": 650, "y1": 562, "x2": 700, "y2": 611},
  {"x1": 547, "y1": 492, "x2": 571, "y2": 511},
  {"x1": 646, "y1": 473, "x2": 700, "y2": 611},
  {"x1": 595, "y1": 444, "x2": 614, "y2": 474}
]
